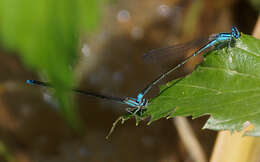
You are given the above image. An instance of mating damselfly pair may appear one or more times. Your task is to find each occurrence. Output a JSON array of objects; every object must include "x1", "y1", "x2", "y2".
[{"x1": 27, "y1": 27, "x2": 241, "y2": 116}]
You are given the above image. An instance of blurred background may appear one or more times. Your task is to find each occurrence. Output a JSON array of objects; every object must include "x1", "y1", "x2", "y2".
[{"x1": 0, "y1": 0, "x2": 259, "y2": 161}]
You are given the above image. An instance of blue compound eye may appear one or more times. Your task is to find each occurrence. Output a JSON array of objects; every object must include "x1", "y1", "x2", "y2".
[{"x1": 232, "y1": 27, "x2": 240, "y2": 39}]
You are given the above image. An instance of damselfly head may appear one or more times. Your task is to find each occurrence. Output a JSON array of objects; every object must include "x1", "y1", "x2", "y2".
[
  {"x1": 136, "y1": 93, "x2": 148, "y2": 108},
  {"x1": 26, "y1": 79, "x2": 35, "y2": 85},
  {"x1": 232, "y1": 27, "x2": 240, "y2": 39}
]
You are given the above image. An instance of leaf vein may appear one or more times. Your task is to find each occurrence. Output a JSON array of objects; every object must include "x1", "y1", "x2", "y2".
[{"x1": 200, "y1": 66, "x2": 260, "y2": 80}]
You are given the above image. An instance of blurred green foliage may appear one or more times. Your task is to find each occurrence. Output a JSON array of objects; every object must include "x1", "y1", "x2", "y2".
[
  {"x1": 250, "y1": 0, "x2": 260, "y2": 12},
  {"x1": 0, "y1": 141, "x2": 14, "y2": 162},
  {"x1": 183, "y1": 0, "x2": 203, "y2": 37},
  {"x1": 0, "y1": 0, "x2": 104, "y2": 130}
]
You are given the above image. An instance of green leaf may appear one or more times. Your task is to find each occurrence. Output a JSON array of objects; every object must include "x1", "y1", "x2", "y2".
[
  {"x1": 0, "y1": 0, "x2": 104, "y2": 130},
  {"x1": 146, "y1": 34, "x2": 260, "y2": 136}
]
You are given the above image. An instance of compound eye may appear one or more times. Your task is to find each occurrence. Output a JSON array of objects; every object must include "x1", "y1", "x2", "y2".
[{"x1": 232, "y1": 27, "x2": 240, "y2": 39}]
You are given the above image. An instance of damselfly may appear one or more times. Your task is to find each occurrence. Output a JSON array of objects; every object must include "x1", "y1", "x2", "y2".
[
  {"x1": 26, "y1": 27, "x2": 240, "y2": 115},
  {"x1": 141, "y1": 27, "x2": 240, "y2": 96}
]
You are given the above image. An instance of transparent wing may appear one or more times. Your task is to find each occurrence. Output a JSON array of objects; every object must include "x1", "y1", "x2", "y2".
[{"x1": 142, "y1": 37, "x2": 210, "y2": 63}]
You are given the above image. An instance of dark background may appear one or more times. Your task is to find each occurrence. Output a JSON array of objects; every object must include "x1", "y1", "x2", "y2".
[{"x1": 0, "y1": 0, "x2": 258, "y2": 161}]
